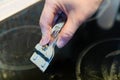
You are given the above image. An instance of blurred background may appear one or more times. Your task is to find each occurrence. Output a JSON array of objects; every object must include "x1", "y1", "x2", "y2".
[{"x1": 0, "y1": 0, "x2": 120, "y2": 80}]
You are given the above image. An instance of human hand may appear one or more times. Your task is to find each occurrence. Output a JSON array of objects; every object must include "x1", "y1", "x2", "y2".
[{"x1": 39, "y1": 0, "x2": 103, "y2": 48}]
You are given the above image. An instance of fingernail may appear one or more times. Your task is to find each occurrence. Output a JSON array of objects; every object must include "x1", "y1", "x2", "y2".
[
  {"x1": 57, "y1": 39, "x2": 65, "y2": 48},
  {"x1": 40, "y1": 35, "x2": 50, "y2": 45}
]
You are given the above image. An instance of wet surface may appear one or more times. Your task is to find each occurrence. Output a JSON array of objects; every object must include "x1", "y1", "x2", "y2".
[
  {"x1": 0, "y1": 58, "x2": 76, "y2": 80},
  {"x1": 0, "y1": 24, "x2": 76, "y2": 80}
]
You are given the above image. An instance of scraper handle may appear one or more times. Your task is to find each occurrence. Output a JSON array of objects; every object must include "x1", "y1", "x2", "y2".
[{"x1": 51, "y1": 12, "x2": 66, "y2": 39}]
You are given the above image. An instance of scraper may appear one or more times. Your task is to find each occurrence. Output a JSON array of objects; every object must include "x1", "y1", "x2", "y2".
[{"x1": 30, "y1": 12, "x2": 66, "y2": 72}]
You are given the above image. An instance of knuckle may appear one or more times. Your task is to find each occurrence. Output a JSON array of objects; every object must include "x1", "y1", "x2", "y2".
[
  {"x1": 39, "y1": 19, "x2": 44, "y2": 27},
  {"x1": 61, "y1": 31, "x2": 73, "y2": 40},
  {"x1": 78, "y1": 15, "x2": 86, "y2": 23}
]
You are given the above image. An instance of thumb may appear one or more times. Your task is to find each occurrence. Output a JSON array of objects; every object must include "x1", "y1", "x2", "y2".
[{"x1": 56, "y1": 16, "x2": 84, "y2": 48}]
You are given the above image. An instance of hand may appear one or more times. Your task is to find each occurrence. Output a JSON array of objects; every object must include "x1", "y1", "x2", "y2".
[{"x1": 39, "y1": 0, "x2": 103, "y2": 48}]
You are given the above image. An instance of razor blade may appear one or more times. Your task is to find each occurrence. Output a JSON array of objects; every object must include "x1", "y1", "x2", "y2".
[{"x1": 30, "y1": 12, "x2": 66, "y2": 72}]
